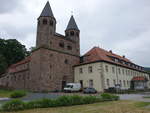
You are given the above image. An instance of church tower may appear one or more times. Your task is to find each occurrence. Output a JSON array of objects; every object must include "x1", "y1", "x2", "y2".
[
  {"x1": 65, "y1": 15, "x2": 80, "y2": 56},
  {"x1": 29, "y1": 2, "x2": 80, "y2": 91},
  {"x1": 36, "y1": 1, "x2": 56, "y2": 48}
]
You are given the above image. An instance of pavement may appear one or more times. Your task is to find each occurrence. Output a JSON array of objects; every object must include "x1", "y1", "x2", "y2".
[
  {"x1": 118, "y1": 92, "x2": 150, "y2": 102},
  {"x1": 21, "y1": 93, "x2": 61, "y2": 101}
]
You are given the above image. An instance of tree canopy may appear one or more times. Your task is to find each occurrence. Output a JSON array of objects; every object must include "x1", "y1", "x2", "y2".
[{"x1": 0, "y1": 38, "x2": 29, "y2": 75}]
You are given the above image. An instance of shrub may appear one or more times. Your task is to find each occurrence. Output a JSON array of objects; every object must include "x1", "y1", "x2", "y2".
[
  {"x1": 111, "y1": 95, "x2": 120, "y2": 100},
  {"x1": 10, "y1": 90, "x2": 26, "y2": 98},
  {"x1": 1, "y1": 99, "x2": 25, "y2": 111},
  {"x1": 55, "y1": 96, "x2": 72, "y2": 106},
  {"x1": 69, "y1": 95, "x2": 84, "y2": 105},
  {"x1": 101, "y1": 93, "x2": 119, "y2": 100},
  {"x1": 82, "y1": 96, "x2": 97, "y2": 104},
  {"x1": 1, "y1": 95, "x2": 119, "y2": 112},
  {"x1": 25, "y1": 100, "x2": 43, "y2": 109},
  {"x1": 101, "y1": 93, "x2": 112, "y2": 100}
]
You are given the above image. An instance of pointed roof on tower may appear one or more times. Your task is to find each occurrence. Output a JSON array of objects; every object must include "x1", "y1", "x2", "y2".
[
  {"x1": 66, "y1": 15, "x2": 79, "y2": 31},
  {"x1": 40, "y1": 1, "x2": 54, "y2": 17}
]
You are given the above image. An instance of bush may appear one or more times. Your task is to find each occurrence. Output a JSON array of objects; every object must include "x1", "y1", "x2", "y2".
[
  {"x1": 69, "y1": 95, "x2": 84, "y2": 105},
  {"x1": 10, "y1": 90, "x2": 26, "y2": 98},
  {"x1": 101, "y1": 93, "x2": 119, "y2": 100},
  {"x1": 1, "y1": 95, "x2": 119, "y2": 112},
  {"x1": 82, "y1": 96, "x2": 98, "y2": 104},
  {"x1": 111, "y1": 95, "x2": 120, "y2": 100},
  {"x1": 101, "y1": 93, "x2": 112, "y2": 100},
  {"x1": 1, "y1": 99, "x2": 25, "y2": 111}
]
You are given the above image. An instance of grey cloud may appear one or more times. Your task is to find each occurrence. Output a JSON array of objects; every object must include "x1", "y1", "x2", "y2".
[
  {"x1": 0, "y1": 0, "x2": 150, "y2": 67},
  {"x1": 0, "y1": 0, "x2": 21, "y2": 13}
]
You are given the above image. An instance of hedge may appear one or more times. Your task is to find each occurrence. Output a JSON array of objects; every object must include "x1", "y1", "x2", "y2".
[
  {"x1": 101, "y1": 93, "x2": 119, "y2": 101},
  {"x1": 10, "y1": 90, "x2": 27, "y2": 98},
  {"x1": 1, "y1": 94, "x2": 119, "y2": 112}
]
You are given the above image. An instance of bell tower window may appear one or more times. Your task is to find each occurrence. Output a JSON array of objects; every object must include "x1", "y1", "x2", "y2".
[
  {"x1": 50, "y1": 20, "x2": 53, "y2": 26},
  {"x1": 70, "y1": 31, "x2": 74, "y2": 36},
  {"x1": 38, "y1": 21, "x2": 40, "y2": 25},
  {"x1": 43, "y1": 19, "x2": 47, "y2": 25},
  {"x1": 76, "y1": 32, "x2": 79, "y2": 37},
  {"x1": 66, "y1": 32, "x2": 69, "y2": 37}
]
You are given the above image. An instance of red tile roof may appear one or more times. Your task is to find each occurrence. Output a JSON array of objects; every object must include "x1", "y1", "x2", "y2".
[
  {"x1": 9, "y1": 56, "x2": 31, "y2": 69},
  {"x1": 8, "y1": 56, "x2": 31, "y2": 73},
  {"x1": 77, "y1": 47, "x2": 144, "y2": 72}
]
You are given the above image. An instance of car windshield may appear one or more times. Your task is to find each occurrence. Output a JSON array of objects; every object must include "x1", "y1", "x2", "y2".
[{"x1": 65, "y1": 85, "x2": 73, "y2": 88}]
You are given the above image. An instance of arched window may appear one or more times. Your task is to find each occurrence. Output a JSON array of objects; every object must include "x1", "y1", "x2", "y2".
[
  {"x1": 59, "y1": 41, "x2": 64, "y2": 48},
  {"x1": 38, "y1": 21, "x2": 40, "y2": 25},
  {"x1": 50, "y1": 20, "x2": 53, "y2": 26},
  {"x1": 64, "y1": 59, "x2": 68, "y2": 64},
  {"x1": 43, "y1": 19, "x2": 47, "y2": 25},
  {"x1": 66, "y1": 32, "x2": 69, "y2": 37},
  {"x1": 76, "y1": 32, "x2": 79, "y2": 36},
  {"x1": 70, "y1": 31, "x2": 74, "y2": 36},
  {"x1": 67, "y1": 45, "x2": 72, "y2": 50}
]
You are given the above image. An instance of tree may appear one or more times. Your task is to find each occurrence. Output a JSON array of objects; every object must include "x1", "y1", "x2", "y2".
[
  {"x1": 0, "y1": 38, "x2": 29, "y2": 75},
  {"x1": 29, "y1": 46, "x2": 36, "y2": 52},
  {"x1": 0, "y1": 54, "x2": 8, "y2": 75}
]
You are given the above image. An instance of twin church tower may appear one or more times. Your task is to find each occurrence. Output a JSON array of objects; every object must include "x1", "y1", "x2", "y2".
[
  {"x1": 0, "y1": 1, "x2": 80, "y2": 91},
  {"x1": 30, "y1": 1, "x2": 80, "y2": 91},
  {"x1": 36, "y1": 1, "x2": 80, "y2": 54}
]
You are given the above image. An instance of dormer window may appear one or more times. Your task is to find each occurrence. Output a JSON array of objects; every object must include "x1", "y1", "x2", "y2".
[
  {"x1": 70, "y1": 31, "x2": 74, "y2": 36},
  {"x1": 43, "y1": 19, "x2": 47, "y2": 25},
  {"x1": 115, "y1": 59, "x2": 118, "y2": 62},
  {"x1": 50, "y1": 20, "x2": 53, "y2": 26}
]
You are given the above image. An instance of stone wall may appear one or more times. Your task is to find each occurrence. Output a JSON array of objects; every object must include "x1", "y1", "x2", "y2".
[{"x1": 29, "y1": 48, "x2": 79, "y2": 91}]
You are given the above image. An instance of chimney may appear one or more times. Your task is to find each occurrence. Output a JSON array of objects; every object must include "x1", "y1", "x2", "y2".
[{"x1": 123, "y1": 55, "x2": 125, "y2": 58}]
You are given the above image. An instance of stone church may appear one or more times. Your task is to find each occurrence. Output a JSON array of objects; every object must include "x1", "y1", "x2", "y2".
[
  {"x1": 1, "y1": 1, "x2": 149, "y2": 92},
  {"x1": 0, "y1": 1, "x2": 80, "y2": 91}
]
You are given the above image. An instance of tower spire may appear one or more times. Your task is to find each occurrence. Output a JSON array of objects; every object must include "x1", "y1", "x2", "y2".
[
  {"x1": 40, "y1": 1, "x2": 54, "y2": 17},
  {"x1": 66, "y1": 15, "x2": 79, "y2": 31}
]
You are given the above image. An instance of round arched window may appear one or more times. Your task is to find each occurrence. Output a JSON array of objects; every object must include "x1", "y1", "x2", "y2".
[
  {"x1": 66, "y1": 32, "x2": 69, "y2": 37},
  {"x1": 38, "y1": 20, "x2": 40, "y2": 25},
  {"x1": 76, "y1": 32, "x2": 79, "y2": 37},
  {"x1": 67, "y1": 45, "x2": 72, "y2": 50},
  {"x1": 43, "y1": 19, "x2": 47, "y2": 25},
  {"x1": 59, "y1": 41, "x2": 64, "y2": 48},
  {"x1": 50, "y1": 20, "x2": 53, "y2": 26},
  {"x1": 70, "y1": 31, "x2": 74, "y2": 36}
]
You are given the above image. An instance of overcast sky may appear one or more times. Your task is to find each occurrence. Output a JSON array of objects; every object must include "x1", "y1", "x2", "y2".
[{"x1": 0, "y1": 0, "x2": 150, "y2": 67}]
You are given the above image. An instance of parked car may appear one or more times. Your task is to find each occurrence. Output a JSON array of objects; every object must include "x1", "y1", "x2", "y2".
[
  {"x1": 64, "y1": 83, "x2": 81, "y2": 92},
  {"x1": 83, "y1": 87, "x2": 97, "y2": 94}
]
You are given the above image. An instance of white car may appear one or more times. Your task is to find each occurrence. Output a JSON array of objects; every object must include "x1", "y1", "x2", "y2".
[{"x1": 64, "y1": 83, "x2": 81, "y2": 92}]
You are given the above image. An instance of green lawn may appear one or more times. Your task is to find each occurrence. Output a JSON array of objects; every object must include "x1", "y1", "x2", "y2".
[
  {"x1": 0, "y1": 89, "x2": 12, "y2": 98},
  {"x1": 2, "y1": 101, "x2": 150, "y2": 113}
]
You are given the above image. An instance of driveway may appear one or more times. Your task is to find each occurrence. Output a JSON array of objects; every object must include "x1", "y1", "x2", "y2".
[
  {"x1": 119, "y1": 92, "x2": 150, "y2": 102},
  {"x1": 21, "y1": 93, "x2": 61, "y2": 101}
]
